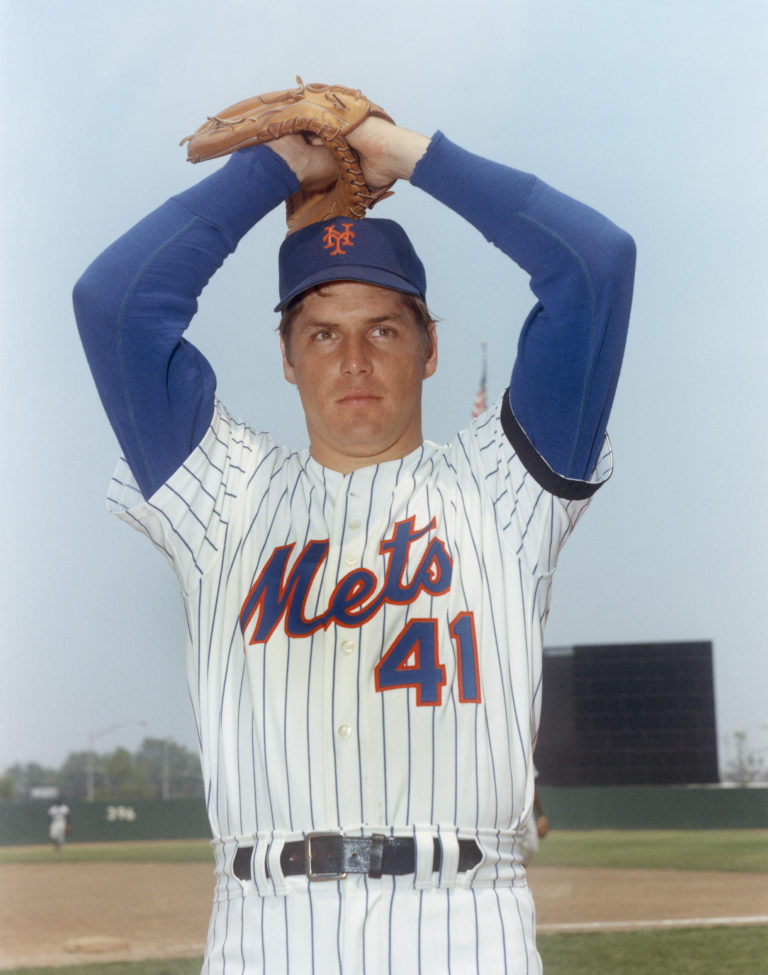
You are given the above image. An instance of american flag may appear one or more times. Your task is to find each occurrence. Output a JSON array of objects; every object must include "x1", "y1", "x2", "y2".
[{"x1": 471, "y1": 342, "x2": 488, "y2": 418}]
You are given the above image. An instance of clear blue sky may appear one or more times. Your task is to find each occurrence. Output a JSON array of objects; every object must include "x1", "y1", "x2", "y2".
[{"x1": 2, "y1": 0, "x2": 766, "y2": 776}]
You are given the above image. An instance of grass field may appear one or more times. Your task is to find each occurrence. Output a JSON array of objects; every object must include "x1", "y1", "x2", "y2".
[
  {"x1": 539, "y1": 927, "x2": 768, "y2": 975},
  {"x1": 0, "y1": 839, "x2": 213, "y2": 866},
  {"x1": 3, "y1": 828, "x2": 766, "y2": 871},
  {"x1": 533, "y1": 828, "x2": 768, "y2": 873}
]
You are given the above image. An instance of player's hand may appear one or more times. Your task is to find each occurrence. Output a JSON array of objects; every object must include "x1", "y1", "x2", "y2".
[
  {"x1": 537, "y1": 814, "x2": 549, "y2": 839},
  {"x1": 346, "y1": 116, "x2": 430, "y2": 188},
  {"x1": 267, "y1": 134, "x2": 338, "y2": 192}
]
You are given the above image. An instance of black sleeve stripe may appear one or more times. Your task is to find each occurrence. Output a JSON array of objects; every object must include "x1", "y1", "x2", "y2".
[{"x1": 500, "y1": 390, "x2": 602, "y2": 501}]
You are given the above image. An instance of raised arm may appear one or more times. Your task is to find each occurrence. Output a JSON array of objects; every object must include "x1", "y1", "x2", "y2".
[
  {"x1": 73, "y1": 137, "x2": 336, "y2": 499},
  {"x1": 349, "y1": 119, "x2": 636, "y2": 486}
]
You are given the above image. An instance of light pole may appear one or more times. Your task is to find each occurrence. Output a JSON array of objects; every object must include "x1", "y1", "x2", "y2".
[
  {"x1": 86, "y1": 719, "x2": 148, "y2": 801},
  {"x1": 161, "y1": 738, "x2": 170, "y2": 800}
]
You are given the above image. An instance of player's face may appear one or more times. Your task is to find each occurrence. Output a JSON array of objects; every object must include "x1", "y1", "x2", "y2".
[{"x1": 281, "y1": 282, "x2": 437, "y2": 473}]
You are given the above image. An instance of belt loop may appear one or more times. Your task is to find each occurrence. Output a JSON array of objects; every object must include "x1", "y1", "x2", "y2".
[
  {"x1": 413, "y1": 824, "x2": 435, "y2": 890},
  {"x1": 267, "y1": 832, "x2": 289, "y2": 895},
  {"x1": 251, "y1": 832, "x2": 272, "y2": 896},
  {"x1": 470, "y1": 828, "x2": 500, "y2": 887},
  {"x1": 437, "y1": 825, "x2": 460, "y2": 888}
]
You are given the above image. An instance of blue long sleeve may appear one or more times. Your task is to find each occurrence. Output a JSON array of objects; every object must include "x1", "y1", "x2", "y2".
[
  {"x1": 411, "y1": 132, "x2": 636, "y2": 483},
  {"x1": 73, "y1": 146, "x2": 299, "y2": 498}
]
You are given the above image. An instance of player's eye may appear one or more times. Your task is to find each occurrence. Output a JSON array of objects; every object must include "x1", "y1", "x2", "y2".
[{"x1": 312, "y1": 327, "x2": 335, "y2": 342}]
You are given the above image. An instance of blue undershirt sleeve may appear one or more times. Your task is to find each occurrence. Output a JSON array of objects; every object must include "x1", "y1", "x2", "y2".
[
  {"x1": 73, "y1": 145, "x2": 299, "y2": 500},
  {"x1": 410, "y1": 131, "x2": 636, "y2": 484}
]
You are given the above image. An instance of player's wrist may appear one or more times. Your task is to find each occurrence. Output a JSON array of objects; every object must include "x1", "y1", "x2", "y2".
[
  {"x1": 266, "y1": 135, "x2": 336, "y2": 190},
  {"x1": 348, "y1": 119, "x2": 430, "y2": 184}
]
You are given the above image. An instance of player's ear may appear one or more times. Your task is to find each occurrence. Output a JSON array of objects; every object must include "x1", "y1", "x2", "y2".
[
  {"x1": 281, "y1": 337, "x2": 297, "y2": 384},
  {"x1": 422, "y1": 321, "x2": 438, "y2": 379}
]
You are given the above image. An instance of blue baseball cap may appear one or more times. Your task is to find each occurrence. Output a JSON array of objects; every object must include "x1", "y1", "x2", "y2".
[{"x1": 275, "y1": 217, "x2": 427, "y2": 311}]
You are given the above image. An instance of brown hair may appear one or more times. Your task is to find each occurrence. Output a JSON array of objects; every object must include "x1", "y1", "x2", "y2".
[{"x1": 279, "y1": 284, "x2": 437, "y2": 360}]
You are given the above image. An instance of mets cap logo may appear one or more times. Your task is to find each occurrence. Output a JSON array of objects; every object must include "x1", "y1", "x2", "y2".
[{"x1": 322, "y1": 222, "x2": 356, "y2": 256}]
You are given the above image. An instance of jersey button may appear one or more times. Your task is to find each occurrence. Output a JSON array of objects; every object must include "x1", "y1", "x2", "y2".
[
  {"x1": 341, "y1": 640, "x2": 355, "y2": 655},
  {"x1": 337, "y1": 724, "x2": 353, "y2": 739},
  {"x1": 343, "y1": 553, "x2": 358, "y2": 566},
  {"x1": 348, "y1": 519, "x2": 362, "y2": 531}
]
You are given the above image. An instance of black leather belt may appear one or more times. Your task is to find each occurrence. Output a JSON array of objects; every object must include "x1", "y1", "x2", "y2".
[{"x1": 233, "y1": 833, "x2": 482, "y2": 882}]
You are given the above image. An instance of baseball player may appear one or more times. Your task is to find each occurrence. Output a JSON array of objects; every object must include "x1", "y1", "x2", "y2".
[
  {"x1": 74, "y1": 83, "x2": 635, "y2": 973},
  {"x1": 47, "y1": 800, "x2": 71, "y2": 850}
]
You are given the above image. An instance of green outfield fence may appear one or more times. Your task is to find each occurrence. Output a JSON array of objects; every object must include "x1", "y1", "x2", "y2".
[
  {"x1": 2, "y1": 787, "x2": 766, "y2": 846},
  {"x1": 1, "y1": 797, "x2": 210, "y2": 846},
  {"x1": 537, "y1": 784, "x2": 768, "y2": 830}
]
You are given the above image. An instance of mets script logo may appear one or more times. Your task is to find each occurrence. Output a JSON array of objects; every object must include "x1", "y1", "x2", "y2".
[
  {"x1": 323, "y1": 222, "x2": 355, "y2": 256},
  {"x1": 240, "y1": 517, "x2": 450, "y2": 642},
  {"x1": 238, "y1": 518, "x2": 482, "y2": 706}
]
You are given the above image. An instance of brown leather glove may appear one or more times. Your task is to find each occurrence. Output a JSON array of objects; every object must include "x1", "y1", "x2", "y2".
[{"x1": 181, "y1": 77, "x2": 395, "y2": 234}]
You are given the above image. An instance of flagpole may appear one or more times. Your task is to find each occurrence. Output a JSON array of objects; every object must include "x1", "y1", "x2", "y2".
[{"x1": 472, "y1": 342, "x2": 488, "y2": 419}]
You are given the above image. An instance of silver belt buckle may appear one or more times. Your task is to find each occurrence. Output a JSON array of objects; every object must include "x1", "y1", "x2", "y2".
[{"x1": 304, "y1": 831, "x2": 347, "y2": 881}]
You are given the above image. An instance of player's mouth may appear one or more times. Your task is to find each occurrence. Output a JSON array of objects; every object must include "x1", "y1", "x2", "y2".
[{"x1": 336, "y1": 390, "x2": 382, "y2": 406}]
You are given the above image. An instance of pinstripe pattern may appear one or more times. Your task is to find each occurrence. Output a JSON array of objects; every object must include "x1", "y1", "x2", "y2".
[{"x1": 108, "y1": 392, "x2": 611, "y2": 974}]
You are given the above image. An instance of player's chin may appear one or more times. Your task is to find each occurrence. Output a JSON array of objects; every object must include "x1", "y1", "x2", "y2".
[
  {"x1": 331, "y1": 406, "x2": 391, "y2": 437},
  {"x1": 334, "y1": 430, "x2": 391, "y2": 457}
]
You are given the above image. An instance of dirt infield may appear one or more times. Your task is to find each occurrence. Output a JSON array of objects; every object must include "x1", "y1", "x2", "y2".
[{"x1": 1, "y1": 861, "x2": 766, "y2": 969}]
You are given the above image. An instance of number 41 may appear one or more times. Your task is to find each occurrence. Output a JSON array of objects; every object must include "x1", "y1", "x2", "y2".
[{"x1": 373, "y1": 612, "x2": 481, "y2": 706}]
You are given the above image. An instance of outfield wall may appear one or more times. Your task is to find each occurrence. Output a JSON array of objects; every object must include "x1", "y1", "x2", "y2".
[
  {"x1": 539, "y1": 785, "x2": 768, "y2": 829},
  {"x1": 0, "y1": 798, "x2": 210, "y2": 846},
  {"x1": 2, "y1": 787, "x2": 765, "y2": 846}
]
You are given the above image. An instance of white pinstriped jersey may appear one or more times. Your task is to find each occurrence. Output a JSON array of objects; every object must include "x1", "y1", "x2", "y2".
[{"x1": 109, "y1": 392, "x2": 612, "y2": 974}]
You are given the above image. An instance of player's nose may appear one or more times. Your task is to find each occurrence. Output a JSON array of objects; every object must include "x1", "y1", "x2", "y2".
[{"x1": 340, "y1": 334, "x2": 372, "y2": 375}]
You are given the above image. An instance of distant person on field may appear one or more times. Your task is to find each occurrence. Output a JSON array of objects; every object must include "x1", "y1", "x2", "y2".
[{"x1": 47, "y1": 800, "x2": 71, "y2": 850}]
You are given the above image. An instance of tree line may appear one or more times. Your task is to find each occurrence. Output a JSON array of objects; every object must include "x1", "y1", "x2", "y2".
[{"x1": 0, "y1": 738, "x2": 204, "y2": 802}]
